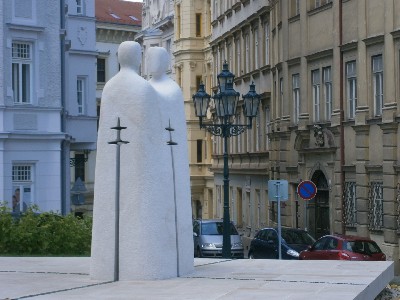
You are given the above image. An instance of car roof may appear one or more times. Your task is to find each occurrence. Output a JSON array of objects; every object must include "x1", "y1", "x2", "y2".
[
  {"x1": 258, "y1": 227, "x2": 308, "y2": 233},
  {"x1": 321, "y1": 234, "x2": 375, "y2": 242},
  {"x1": 195, "y1": 219, "x2": 225, "y2": 223}
]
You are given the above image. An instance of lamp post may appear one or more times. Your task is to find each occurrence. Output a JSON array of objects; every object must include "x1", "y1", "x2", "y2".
[{"x1": 192, "y1": 62, "x2": 261, "y2": 258}]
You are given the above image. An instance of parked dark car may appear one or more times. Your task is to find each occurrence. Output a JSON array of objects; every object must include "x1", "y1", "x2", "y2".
[
  {"x1": 299, "y1": 234, "x2": 386, "y2": 261},
  {"x1": 248, "y1": 227, "x2": 315, "y2": 259},
  {"x1": 193, "y1": 219, "x2": 244, "y2": 258}
]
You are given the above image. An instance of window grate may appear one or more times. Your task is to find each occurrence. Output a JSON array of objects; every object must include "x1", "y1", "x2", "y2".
[
  {"x1": 397, "y1": 183, "x2": 400, "y2": 232},
  {"x1": 343, "y1": 182, "x2": 356, "y2": 227},
  {"x1": 368, "y1": 182, "x2": 383, "y2": 230}
]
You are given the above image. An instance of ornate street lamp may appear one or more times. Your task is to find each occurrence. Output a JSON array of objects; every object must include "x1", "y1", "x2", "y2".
[{"x1": 192, "y1": 62, "x2": 261, "y2": 258}]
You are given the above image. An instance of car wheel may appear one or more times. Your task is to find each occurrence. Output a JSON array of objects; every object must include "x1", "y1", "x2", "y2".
[
  {"x1": 248, "y1": 252, "x2": 254, "y2": 259},
  {"x1": 196, "y1": 248, "x2": 202, "y2": 258}
]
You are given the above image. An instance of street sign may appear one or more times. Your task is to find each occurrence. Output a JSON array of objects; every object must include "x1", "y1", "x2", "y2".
[
  {"x1": 267, "y1": 179, "x2": 288, "y2": 260},
  {"x1": 297, "y1": 180, "x2": 317, "y2": 200},
  {"x1": 268, "y1": 180, "x2": 288, "y2": 202}
]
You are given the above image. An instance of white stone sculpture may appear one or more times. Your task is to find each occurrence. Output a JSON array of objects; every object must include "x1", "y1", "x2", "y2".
[
  {"x1": 91, "y1": 41, "x2": 187, "y2": 280},
  {"x1": 147, "y1": 46, "x2": 194, "y2": 276}
]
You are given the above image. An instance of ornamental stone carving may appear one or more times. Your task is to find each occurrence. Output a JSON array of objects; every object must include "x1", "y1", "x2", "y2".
[{"x1": 313, "y1": 124, "x2": 325, "y2": 147}]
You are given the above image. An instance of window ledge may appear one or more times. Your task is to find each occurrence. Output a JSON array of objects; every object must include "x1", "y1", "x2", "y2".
[
  {"x1": 7, "y1": 23, "x2": 45, "y2": 32},
  {"x1": 307, "y1": 2, "x2": 333, "y2": 16}
]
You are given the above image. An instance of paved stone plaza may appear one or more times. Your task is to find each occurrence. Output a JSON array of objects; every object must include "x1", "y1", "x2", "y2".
[{"x1": 0, "y1": 257, "x2": 394, "y2": 299}]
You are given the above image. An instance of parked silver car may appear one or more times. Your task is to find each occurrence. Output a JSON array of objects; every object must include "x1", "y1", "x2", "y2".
[{"x1": 193, "y1": 219, "x2": 244, "y2": 258}]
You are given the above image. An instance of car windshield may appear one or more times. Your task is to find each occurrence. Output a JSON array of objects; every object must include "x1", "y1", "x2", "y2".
[
  {"x1": 281, "y1": 229, "x2": 315, "y2": 245},
  {"x1": 201, "y1": 222, "x2": 238, "y2": 235},
  {"x1": 343, "y1": 240, "x2": 382, "y2": 255}
]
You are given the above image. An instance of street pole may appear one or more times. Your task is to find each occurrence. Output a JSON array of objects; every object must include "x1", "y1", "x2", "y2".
[
  {"x1": 276, "y1": 182, "x2": 282, "y2": 260},
  {"x1": 222, "y1": 116, "x2": 231, "y2": 259},
  {"x1": 192, "y1": 64, "x2": 261, "y2": 259}
]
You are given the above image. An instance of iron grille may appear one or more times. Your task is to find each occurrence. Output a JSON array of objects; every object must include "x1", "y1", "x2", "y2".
[
  {"x1": 368, "y1": 182, "x2": 383, "y2": 230},
  {"x1": 344, "y1": 182, "x2": 356, "y2": 227},
  {"x1": 396, "y1": 183, "x2": 400, "y2": 232}
]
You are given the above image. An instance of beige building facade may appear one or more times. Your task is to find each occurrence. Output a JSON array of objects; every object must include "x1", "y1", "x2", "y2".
[
  {"x1": 269, "y1": 0, "x2": 400, "y2": 273},
  {"x1": 208, "y1": 1, "x2": 271, "y2": 236}
]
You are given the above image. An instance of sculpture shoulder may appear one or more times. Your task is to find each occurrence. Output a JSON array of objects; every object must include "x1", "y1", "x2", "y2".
[
  {"x1": 150, "y1": 78, "x2": 183, "y2": 97},
  {"x1": 103, "y1": 72, "x2": 155, "y2": 97}
]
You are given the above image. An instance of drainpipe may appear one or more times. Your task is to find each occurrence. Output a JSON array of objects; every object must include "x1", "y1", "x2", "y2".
[
  {"x1": 339, "y1": 0, "x2": 345, "y2": 234},
  {"x1": 60, "y1": 0, "x2": 67, "y2": 215}
]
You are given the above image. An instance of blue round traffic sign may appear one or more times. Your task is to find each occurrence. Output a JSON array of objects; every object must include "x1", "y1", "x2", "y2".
[{"x1": 297, "y1": 180, "x2": 317, "y2": 200}]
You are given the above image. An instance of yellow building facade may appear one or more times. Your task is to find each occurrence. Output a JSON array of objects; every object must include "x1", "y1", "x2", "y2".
[{"x1": 173, "y1": 0, "x2": 215, "y2": 219}]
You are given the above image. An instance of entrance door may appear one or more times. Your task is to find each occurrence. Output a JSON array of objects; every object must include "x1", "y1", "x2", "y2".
[{"x1": 308, "y1": 170, "x2": 330, "y2": 239}]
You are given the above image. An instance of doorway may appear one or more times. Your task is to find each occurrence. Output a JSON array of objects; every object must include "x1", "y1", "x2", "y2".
[{"x1": 308, "y1": 170, "x2": 330, "y2": 239}]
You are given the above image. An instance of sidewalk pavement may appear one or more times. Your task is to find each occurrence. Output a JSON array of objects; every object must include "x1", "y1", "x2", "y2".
[{"x1": 0, "y1": 257, "x2": 394, "y2": 300}]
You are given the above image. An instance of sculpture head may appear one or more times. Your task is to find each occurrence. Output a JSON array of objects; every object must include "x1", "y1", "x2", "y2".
[
  {"x1": 147, "y1": 46, "x2": 170, "y2": 79},
  {"x1": 118, "y1": 41, "x2": 142, "y2": 72}
]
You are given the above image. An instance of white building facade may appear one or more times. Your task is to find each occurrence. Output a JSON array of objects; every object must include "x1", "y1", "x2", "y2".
[
  {"x1": 0, "y1": 0, "x2": 97, "y2": 214},
  {"x1": 136, "y1": 0, "x2": 174, "y2": 80}
]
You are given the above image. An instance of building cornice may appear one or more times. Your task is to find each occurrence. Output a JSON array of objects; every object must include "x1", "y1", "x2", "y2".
[
  {"x1": 340, "y1": 40, "x2": 358, "y2": 52},
  {"x1": 362, "y1": 34, "x2": 384, "y2": 46},
  {"x1": 390, "y1": 28, "x2": 400, "y2": 39},
  {"x1": 305, "y1": 48, "x2": 333, "y2": 62}
]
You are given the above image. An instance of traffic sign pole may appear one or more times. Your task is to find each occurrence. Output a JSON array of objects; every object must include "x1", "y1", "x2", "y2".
[
  {"x1": 268, "y1": 180, "x2": 288, "y2": 260},
  {"x1": 275, "y1": 182, "x2": 282, "y2": 260},
  {"x1": 297, "y1": 180, "x2": 317, "y2": 232}
]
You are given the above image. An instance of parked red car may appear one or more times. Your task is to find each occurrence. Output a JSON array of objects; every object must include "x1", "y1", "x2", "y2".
[{"x1": 299, "y1": 234, "x2": 386, "y2": 261}]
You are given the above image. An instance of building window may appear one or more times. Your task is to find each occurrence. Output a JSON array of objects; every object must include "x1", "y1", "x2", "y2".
[
  {"x1": 97, "y1": 58, "x2": 106, "y2": 83},
  {"x1": 292, "y1": 74, "x2": 300, "y2": 124},
  {"x1": 254, "y1": 28, "x2": 259, "y2": 69},
  {"x1": 312, "y1": 69, "x2": 320, "y2": 122},
  {"x1": 12, "y1": 164, "x2": 33, "y2": 213},
  {"x1": 310, "y1": 0, "x2": 332, "y2": 10},
  {"x1": 12, "y1": 42, "x2": 32, "y2": 104},
  {"x1": 245, "y1": 33, "x2": 250, "y2": 73},
  {"x1": 346, "y1": 61, "x2": 357, "y2": 119},
  {"x1": 264, "y1": 22, "x2": 270, "y2": 65},
  {"x1": 196, "y1": 76, "x2": 202, "y2": 90},
  {"x1": 265, "y1": 106, "x2": 271, "y2": 150},
  {"x1": 237, "y1": 115, "x2": 242, "y2": 152},
  {"x1": 196, "y1": 13, "x2": 202, "y2": 37},
  {"x1": 235, "y1": 38, "x2": 241, "y2": 75},
  {"x1": 368, "y1": 182, "x2": 383, "y2": 230},
  {"x1": 176, "y1": 4, "x2": 181, "y2": 39},
  {"x1": 13, "y1": 0, "x2": 35, "y2": 22},
  {"x1": 323, "y1": 66, "x2": 332, "y2": 121},
  {"x1": 246, "y1": 128, "x2": 252, "y2": 152},
  {"x1": 77, "y1": 77, "x2": 86, "y2": 115},
  {"x1": 344, "y1": 182, "x2": 356, "y2": 227},
  {"x1": 74, "y1": 154, "x2": 85, "y2": 181},
  {"x1": 372, "y1": 55, "x2": 383, "y2": 116},
  {"x1": 256, "y1": 111, "x2": 261, "y2": 151},
  {"x1": 165, "y1": 39, "x2": 171, "y2": 70},
  {"x1": 270, "y1": 202, "x2": 277, "y2": 223},
  {"x1": 76, "y1": 0, "x2": 85, "y2": 15},
  {"x1": 197, "y1": 139, "x2": 203, "y2": 163},
  {"x1": 279, "y1": 77, "x2": 283, "y2": 117},
  {"x1": 227, "y1": 42, "x2": 233, "y2": 70},
  {"x1": 290, "y1": 0, "x2": 300, "y2": 17}
]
